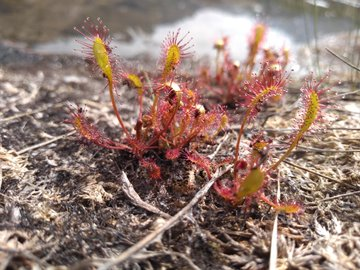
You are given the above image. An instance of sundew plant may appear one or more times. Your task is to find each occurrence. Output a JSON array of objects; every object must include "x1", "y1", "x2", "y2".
[
  {"x1": 67, "y1": 18, "x2": 334, "y2": 214},
  {"x1": 68, "y1": 18, "x2": 227, "y2": 179}
]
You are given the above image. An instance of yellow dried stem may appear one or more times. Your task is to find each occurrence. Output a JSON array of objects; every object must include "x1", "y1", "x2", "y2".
[
  {"x1": 254, "y1": 24, "x2": 266, "y2": 48},
  {"x1": 211, "y1": 114, "x2": 228, "y2": 139}
]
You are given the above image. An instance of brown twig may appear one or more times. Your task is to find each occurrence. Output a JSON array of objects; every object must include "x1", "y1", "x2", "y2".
[
  {"x1": 119, "y1": 171, "x2": 171, "y2": 219},
  {"x1": 327, "y1": 127, "x2": 360, "y2": 131},
  {"x1": 318, "y1": 190, "x2": 360, "y2": 202},
  {"x1": 97, "y1": 165, "x2": 232, "y2": 270}
]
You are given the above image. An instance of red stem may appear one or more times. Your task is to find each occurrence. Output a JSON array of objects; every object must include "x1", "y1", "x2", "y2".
[
  {"x1": 108, "y1": 79, "x2": 131, "y2": 139},
  {"x1": 147, "y1": 100, "x2": 180, "y2": 147},
  {"x1": 233, "y1": 109, "x2": 251, "y2": 177}
]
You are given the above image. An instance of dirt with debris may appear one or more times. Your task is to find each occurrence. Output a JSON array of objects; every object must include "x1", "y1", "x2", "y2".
[{"x1": 1, "y1": 42, "x2": 360, "y2": 270}]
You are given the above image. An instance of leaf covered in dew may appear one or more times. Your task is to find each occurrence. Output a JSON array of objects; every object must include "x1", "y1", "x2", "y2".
[
  {"x1": 270, "y1": 73, "x2": 334, "y2": 171},
  {"x1": 294, "y1": 73, "x2": 334, "y2": 135},
  {"x1": 140, "y1": 159, "x2": 161, "y2": 180},
  {"x1": 65, "y1": 104, "x2": 129, "y2": 151},
  {"x1": 185, "y1": 151, "x2": 212, "y2": 178},
  {"x1": 74, "y1": 17, "x2": 118, "y2": 82},
  {"x1": 241, "y1": 63, "x2": 289, "y2": 120},
  {"x1": 119, "y1": 62, "x2": 144, "y2": 93},
  {"x1": 274, "y1": 203, "x2": 302, "y2": 214},
  {"x1": 213, "y1": 178, "x2": 236, "y2": 201},
  {"x1": 126, "y1": 73, "x2": 143, "y2": 89},
  {"x1": 92, "y1": 36, "x2": 113, "y2": 79},
  {"x1": 235, "y1": 167, "x2": 266, "y2": 202},
  {"x1": 160, "y1": 29, "x2": 193, "y2": 80},
  {"x1": 165, "y1": 148, "x2": 181, "y2": 160}
]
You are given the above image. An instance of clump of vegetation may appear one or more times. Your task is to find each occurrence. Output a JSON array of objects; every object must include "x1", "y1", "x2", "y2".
[
  {"x1": 198, "y1": 23, "x2": 290, "y2": 104},
  {"x1": 67, "y1": 17, "x2": 228, "y2": 179},
  {"x1": 67, "y1": 17, "x2": 334, "y2": 214},
  {"x1": 213, "y1": 73, "x2": 332, "y2": 213}
]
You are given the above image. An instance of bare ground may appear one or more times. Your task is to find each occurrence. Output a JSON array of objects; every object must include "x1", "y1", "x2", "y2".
[{"x1": 1, "y1": 43, "x2": 360, "y2": 270}]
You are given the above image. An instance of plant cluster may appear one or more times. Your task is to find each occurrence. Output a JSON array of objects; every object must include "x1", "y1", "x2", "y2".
[
  {"x1": 67, "y1": 18, "x2": 334, "y2": 214},
  {"x1": 67, "y1": 18, "x2": 228, "y2": 180},
  {"x1": 213, "y1": 75, "x2": 331, "y2": 213},
  {"x1": 198, "y1": 23, "x2": 290, "y2": 104}
]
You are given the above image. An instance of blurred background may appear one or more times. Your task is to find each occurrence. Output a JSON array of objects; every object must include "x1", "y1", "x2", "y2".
[{"x1": 0, "y1": 0, "x2": 359, "y2": 74}]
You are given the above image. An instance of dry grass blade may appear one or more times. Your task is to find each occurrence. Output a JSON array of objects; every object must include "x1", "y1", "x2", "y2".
[
  {"x1": 208, "y1": 133, "x2": 230, "y2": 160},
  {"x1": 0, "y1": 146, "x2": 28, "y2": 181},
  {"x1": 307, "y1": 190, "x2": 360, "y2": 205},
  {"x1": 0, "y1": 103, "x2": 64, "y2": 123},
  {"x1": 97, "y1": 165, "x2": 232, "y2": 270},
  {"x1": 16, "y1": 130, "x2": 76, "y2": 155},
  {"x1": 0, "y1": 158, "x2": 2, "y2": 192},
  {"x1": 229, "y1": 127, "x2": 360, "y2": 133},
  {"x1": 269, "y1": 178, "x2": 281, "y2": 270},
  {"x1": 284, "y1": 161, "x2": 358, "y2": 190},
  {"x1": 269, "y1": 214, "x2": 278, "y2": 270},
  {"x1": 326, "y1": 48, "x2": 360, "y2": 72},
  {"x1": 294, "y1": 146, "x2": 360, "y2": 153},
  {"x1": 120, "y1": 171, "x2": 171, "y2": 219}
]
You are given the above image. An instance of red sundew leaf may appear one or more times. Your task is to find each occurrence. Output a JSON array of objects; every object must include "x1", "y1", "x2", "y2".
[
  {"x1": 235, "y1": 159, "x2": 248, "y2": 171},
  {"x1": 201, "y1": 105, "x2": 228, "y2": 138},
  {"x1": 140, "y1": 159, "x2": 161, "y2": 180},
  {"x1": 235, "y1": 167, "x2": 266, "y2": 202},
  {"x1": 125, "y1": 138, "x2": 151, "y2": 157},
  {"x1": 240, "y1": 63, "x2": 289, "y2": 120},
  {"x1": 65, "y1": 104, "x2": 129, "y2": 151},
  {"x1": 165, "y1": 148, "x2": 181, "y2": 160},
  {"x1": 270, "y1": 72, "x2": 335, "y2": 171},
  {"x1": 259, "y1": 194, "x2": 302, "y2": 214},
  {"x1": 118, "y1": 62, "x2": 144, "y2": 93},
  {"x1": 213, "y1": 178, "x2": 236, "y2": 201},
  {"x1": 215, "y1": 157, "x2": 234, "y2": 167},
  {"x1": 185, "y1": 151, "x2": 212, "y2": 178}
]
